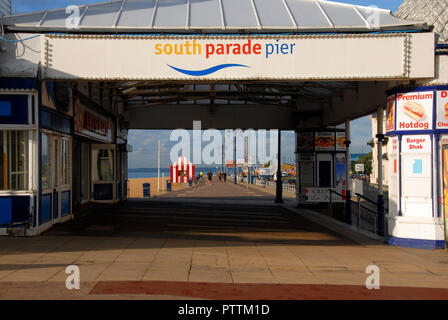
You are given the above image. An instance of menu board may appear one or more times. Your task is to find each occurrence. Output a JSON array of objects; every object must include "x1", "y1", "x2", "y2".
[
  {"x1": 315, "y1": 132, "x2": 335, "y2": 151},
  {"x1": 297, "y1": 132, "x2": 314, "y2": 151},
  {"x1": 386, "y1": 95, "x2": 395, "y2": 132},
  {"x1": 335, "y1": 132, "x2": 346, "y2": 151},
  {"x1": 436, "y1": 90, "x2": 448, "y2": 129},
  {"x1": 396, "y1": 91, "x2": 433, "y2": 131}
]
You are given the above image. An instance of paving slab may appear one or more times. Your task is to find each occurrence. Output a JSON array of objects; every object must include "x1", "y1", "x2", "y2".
[{"x1": 0, "y1": 182, "x2": 447, "y2": 299}]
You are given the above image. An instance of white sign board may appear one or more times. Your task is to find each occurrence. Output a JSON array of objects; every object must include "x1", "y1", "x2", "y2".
[
  {"x1": 396, "y1": 91, "x2": 434, "y2": 131},
  {"x1": 400, "y1": 134, "x2": 432, "y2": 218},
  {"x1": 42, "y1": 34, "x2": 409, "y2": 80},
  {"x1": 355, "y1": 164, "x2": 364, "y2": 172},
  {"x1": 401, "y1": 135, "x2": 431, "y2": 153}
]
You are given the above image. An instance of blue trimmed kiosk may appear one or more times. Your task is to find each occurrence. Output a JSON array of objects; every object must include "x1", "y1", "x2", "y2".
[{"x1": 385, "y1": 86, "x2": 448, "y2": 249}]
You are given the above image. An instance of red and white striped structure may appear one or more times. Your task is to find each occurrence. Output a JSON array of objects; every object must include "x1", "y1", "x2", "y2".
[{"x1": 170, "y1": 155, "x2": 195, "y2": 183}]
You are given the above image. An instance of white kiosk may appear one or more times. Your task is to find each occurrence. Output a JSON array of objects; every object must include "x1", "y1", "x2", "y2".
[{"x1": 386, "y1": 87, "x2": 448, "y2": 249}]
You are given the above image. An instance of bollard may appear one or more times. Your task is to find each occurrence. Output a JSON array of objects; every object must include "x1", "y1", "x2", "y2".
[
  {"x1": 143, "y1": 183, "x2": 150, "y2": 198},
  {"x1": 166, "y1": 180, "x2": 172, "y2": 192}
]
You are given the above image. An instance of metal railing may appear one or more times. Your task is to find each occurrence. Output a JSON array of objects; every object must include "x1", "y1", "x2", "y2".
[
  {"x1": 328, "y1": 189, "x2": 379, "y2": 234},
  {"x1": 254, "y1": 178, "x2": 296, "y2": 193}
]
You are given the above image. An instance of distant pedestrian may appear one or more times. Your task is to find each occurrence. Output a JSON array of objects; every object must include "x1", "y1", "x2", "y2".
[
  {"x1": 207, "y1": 170, "x2": 213, "y2": 185},
  {"x1": 223, "y1": 172, "x2": 227, "y2": 182},
  {"x1": 218, "y1": 170, "x2": 222, "y2": 181}
]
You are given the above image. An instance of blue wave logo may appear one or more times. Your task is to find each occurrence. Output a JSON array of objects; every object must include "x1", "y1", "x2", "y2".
[{"x1": 168, "y1": 64, "x2": 249, "y2": 76}]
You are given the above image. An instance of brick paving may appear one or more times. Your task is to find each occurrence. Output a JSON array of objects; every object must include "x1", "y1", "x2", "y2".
[{"x1": 0, "y1": 179, "x2": 448, "y2": 299}]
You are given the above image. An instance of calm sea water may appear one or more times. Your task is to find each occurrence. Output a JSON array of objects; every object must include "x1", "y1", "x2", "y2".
[{"x1": 128, "y1": 167, "x2": 228, "y2": 179}]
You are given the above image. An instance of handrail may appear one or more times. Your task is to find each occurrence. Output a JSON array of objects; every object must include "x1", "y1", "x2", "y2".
[
  {"x1": 355, "y1": 192, "x2": 377, "y2": 206},
  {"x1": 327, "y1": 189, "x2": 345, "y2": 199},
  {"x1": 328, "y1": 189, "x2": 377, "y2": 215},
  {"x1": 328, "y1": 188, "x2": 381, "y2": 234},
  {"x1": 355, "y1": 192, "x2": 389, "y2": 213}
]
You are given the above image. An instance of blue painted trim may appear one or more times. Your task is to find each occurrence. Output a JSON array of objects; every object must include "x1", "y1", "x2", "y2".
[
  {"x1": 0, "y1": 35, "x2": 40, "y2": 43},
  {"x1": 398, "y1": 135, "x2": 402, "y2": 216},
  {"x1": 0, "y1": 198, "x2": 12, "y2": 225},
  {"x1": 37, "y1": 80, "x2": 42, "y2": 227},
  {"x1": 388, "y1": 129, "x2": 448, "y2": 135},
  {"x1": 0, "y1": 78, "x2": 38, "y2": 90},
  {"x1": 430, "y1": 134, "x2": 435, "y2": 218},
  {"x1": 0, "y1": 101, "x2": 12, "y2": 116},
  {"x1": 387, "y1": 236, "x2": 445, "y2": 250},
  {"x1": 168, "y1": 64, "x2": 249, "y2": 76},
  {"x1": 61, "y1": 191, "x2": 71, "y2": 217},
  {"x1": 40, "y1": 194, "x2": 52, "y2": 224},
  {"x1": 433, "y1": 89, "x2": 437, "y2": 133},
  {"x1": 392, "y1": 130, "x2": 434, "y2": 135},
  {"x1": 435, "y1": 133, "x2": 440, "y2": 218}
]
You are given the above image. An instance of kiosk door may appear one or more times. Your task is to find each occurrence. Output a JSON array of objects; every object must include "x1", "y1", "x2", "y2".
[
  {"x1": 41, "y1": 132, "x2": 72, "y2": 225},
  {"x1": 317, "y1": 154, "x2": 333, "y2": 188}
]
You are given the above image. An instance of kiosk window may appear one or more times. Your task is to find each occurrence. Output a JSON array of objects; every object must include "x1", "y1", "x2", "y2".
[
  {"x1": 93, "y1": 149, "x2": 114, "y2": 181},
  {"x1": 0, "y1": 130, "x2": 29, "y2": 191},
  {"x1": 61, "y1": 138, "x2": 70, "y2": 186},
  {"x1": 41, "y1": 134, "x2": 51, "y2": 189}
]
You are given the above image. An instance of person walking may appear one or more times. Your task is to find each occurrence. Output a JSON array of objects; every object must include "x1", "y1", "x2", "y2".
[
  {"x1": 207, "y1": 170, "x2": 213, "y2": 185},
  {"x1": 223, "y1": 172, "x2": 227, "y2": 182},
  {"x1": 218, "y1": 170, "x2": 222, "y2": 181}
]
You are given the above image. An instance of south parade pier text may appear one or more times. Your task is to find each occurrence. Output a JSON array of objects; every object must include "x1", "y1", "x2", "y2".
[{"x1": 155, "y1": 39, "x2": 296, "y2": 59}]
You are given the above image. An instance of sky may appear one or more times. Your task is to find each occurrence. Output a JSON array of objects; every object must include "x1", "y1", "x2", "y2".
[{"x1": 11, "y1": 0, "x2": 398, "y2": 168}]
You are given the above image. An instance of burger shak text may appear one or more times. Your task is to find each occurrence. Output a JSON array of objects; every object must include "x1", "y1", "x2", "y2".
[{"x1": 406, "y1": 137, "x2": 426, "y2": 149}]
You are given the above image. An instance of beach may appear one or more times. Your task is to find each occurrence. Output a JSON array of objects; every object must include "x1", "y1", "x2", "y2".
[{"x1": 127, "y1": 177, "x2": 190, "y2": 198}]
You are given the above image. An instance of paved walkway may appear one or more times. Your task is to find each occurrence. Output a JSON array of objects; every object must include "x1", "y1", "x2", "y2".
[{"x1": 1, "y1": 181, "x2": 448, "y2": 299}]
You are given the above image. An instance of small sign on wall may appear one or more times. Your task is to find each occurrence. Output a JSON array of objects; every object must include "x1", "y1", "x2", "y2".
[{"x1": 401, "y1": 135, "x2": 431, "y2": 153}]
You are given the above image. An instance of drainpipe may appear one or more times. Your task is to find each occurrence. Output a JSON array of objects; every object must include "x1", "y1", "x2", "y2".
[
  {"x1": 376, "y1": 106, "x2": 385, "y2": 236},
  {"x1": 345, "y1": 119, "x2": 352, "y2": 225},
  {"x1": 275, "y1": 129, "x2": 283, "y2": 203}
]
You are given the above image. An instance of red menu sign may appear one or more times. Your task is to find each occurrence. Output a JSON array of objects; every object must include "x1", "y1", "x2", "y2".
[{"x1": 396, "y1": 91, "x2": 433, "y2": 131}]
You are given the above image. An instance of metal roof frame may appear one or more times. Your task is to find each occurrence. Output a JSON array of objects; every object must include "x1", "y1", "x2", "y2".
[{"x1": 1, "y1": 0, "x2": 429, "y2": 34}]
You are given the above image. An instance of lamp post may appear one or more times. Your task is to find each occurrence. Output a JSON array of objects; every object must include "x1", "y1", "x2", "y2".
[{"x1": 275, "y1": 129, "x2": 283, "y2": 203}]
